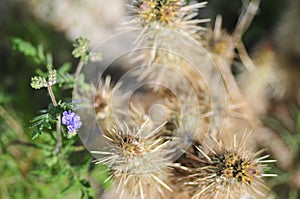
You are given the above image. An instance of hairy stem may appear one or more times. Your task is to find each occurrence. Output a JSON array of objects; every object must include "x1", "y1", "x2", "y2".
[
  {"x1": 72, "y1": 60, "x2": 85, "y2": 98},
  {"x1": 74, "y1": 60, "x2": 85, "y2": 81},
  {"x1": 47, "y1": 85, "x2": 62, "y2": 154},
  {"x1": 47, "y1": 85, "x2": 58, "y2": 106}
]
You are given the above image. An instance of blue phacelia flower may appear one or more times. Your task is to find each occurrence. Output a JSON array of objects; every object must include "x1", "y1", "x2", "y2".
[{"x1": 62, "y1": 110, "x2": 82, "y2": 133}]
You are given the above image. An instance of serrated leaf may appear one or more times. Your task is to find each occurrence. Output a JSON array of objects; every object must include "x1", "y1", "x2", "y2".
[
  {"x1": 30, "y1": 113, "x2": 48, "y2": 123},
  {"x1": 31, "y1": 128, "x2": 40, "y2": 139},
  {"x1": 35, "y1": 68, "x2": 46, "y2": 77},
  {"x1": 37, "y1": 44, "x2": 45, "y2": 62},
  {"x1": 31, "y1": 76, "x2": 47, "y2": 89},
  {"x1": 39, "y1": 109, "x2": 48, "y2": 113},
  {"x1": 59, "y1": 62, "x2": 72, "y2": 73},
  {"x1": 11, "y1": 37, "x2": 41, "y2": 64},
  {"x1": 43, "y1": 121, "x2": 52, "y2": 129},
  {"x1": 30, "y1": 119, "x2": 46, "y2": 128}
]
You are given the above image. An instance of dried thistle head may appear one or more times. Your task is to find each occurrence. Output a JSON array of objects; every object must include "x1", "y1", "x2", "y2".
[
  {"x1": 128, "y1": 0, "x2": 208, "y2": 33},
  {"x1": 92, "y1": 121, "x2": 173, "y2": 199},
  {"x1": 137, "y1": 0, "x2": 179, "y2": 25},
  {"x1": 94, "y1": 76, "x2": 114, "y2": 120},
  {"x1": 203, "y1": 16, "x2": 235, "y2": 61},
  {"x1": 173, "y1": 133, "x2": 276, "y2": 199},
  {"x1": 93, "y1": 76, "x2": 133, "y2": 133}
]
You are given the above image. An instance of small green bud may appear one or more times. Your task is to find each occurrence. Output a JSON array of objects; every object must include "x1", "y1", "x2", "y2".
[
  {"x1": 30, "y1": 76, "x2": 48, "y2": 89},
  {"x1": 48, "y1": 69, "x2": 57, "y2": 86},
  {"x1": 72, "y1": 37, "x2": 90, "y2": 63}
]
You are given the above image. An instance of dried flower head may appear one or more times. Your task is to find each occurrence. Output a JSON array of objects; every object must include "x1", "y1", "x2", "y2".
[
  {"x1": 174, "y1": 133, "x2": 276, "y2": 199},
  {"x1": 203, "y1": 16, "x2": 235, "y2": 61},
  {"x1": 91, "y1": 121, "x2": 173, "y2": 199},
  {"x1": 75, "y1": 76, "x2": 130, "y2": 135},
  {"x1": 94, "y1": 76, "x2": 114, "y2": 121},
  {"x1": 127, "y1": 0, "x2": 209, "y2": 34}
]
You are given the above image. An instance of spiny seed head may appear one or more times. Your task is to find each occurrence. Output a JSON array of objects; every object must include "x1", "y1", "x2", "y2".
[
  {"x1": 94, "y1": 92, "x2": 108, "y2": 115},
  {"x1": 135, "y1": 0, "x2": 180, "y2": 25},
  {"x1": 128, "y1": 0, "x2": 209, "y2": 34},
  {"x1": 93, "y1": 76, "x2": 130, "y2": 133},
  {"x1": 94, "y1": 76, "x2": 114, "y2": 120},
  {"x1": 174, "y1": 133, "x2": 276, "y2": 199},
  {"x1": 203, "y1": 16, "x2": 235, "y2": 60},
  {"x1": 119, "y1": 134, "x2": 145, "y2": 158},
  {"x1": 209, "y1": 151, "x2": 262, "y2": 185},
  {"x1": 92, "y1": 122, "x2": 173, "y2": 198}
]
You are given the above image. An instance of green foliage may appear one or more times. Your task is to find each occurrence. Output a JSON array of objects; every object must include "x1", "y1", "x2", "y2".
[
  {"x1": 30, "y1": 109, "x2": 55, "y2": 139},
  {"x1": 72, "y1": 37, "x2": 90, "y2": 64},
  {"x1": 30, "y1": 100, "x2": 77, "y2": 140},
  {"x1": 12, "y1": 37, "x2": 58, "y2": 90},
  {"x1": 11, "y1": 37, "x2": 53, "y2": 67},
  {"x1": 263, "y1": 105, "x2": 300, "y2": 154},
  {"x1": 11, "y1": 37, "x2": 42, "y2": 64},
  {"x1": 6, "y1": 37, "x2": 110, "y2": 199},
  {"x1": 263, "y1": 104, "x2": 300, "y2": 199}
]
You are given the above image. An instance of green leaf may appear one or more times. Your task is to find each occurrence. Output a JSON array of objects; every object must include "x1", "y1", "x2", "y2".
[
  {"x1": 46, "y1": 53, "x2": 53, "y2": 70},
  {"x1": 80, "y1": 179, "x2": 91, "y2": 188},
  {"x1": 88, "y1": 195, "x2": 94, "y2": 199},
  {"x1": 45, "y1": 156, "x2": 58, "y2": 167},
  {"x1": 31, "y1": 113, "x2": 48, "y2": 123},
  {"x1": 59, "y1": 62, "x2": 72, "y2": 73},
  {"x1": 31, "y1": 128, "x2": 41, "y2": 139},
  {"x1": 43, "y1": 121, "x2": 52, "y2": 129},
  {"x1": 30, "y1": 107, "x2": 57, "y2": 139},
  {"x1": 37, "y1": 44, "x2": 45, "y2": 63},
  {"x1": 11, "y1": 37, "x2": 40, "y2": 63},
  {"x1": 30, "y1": 119, "x2": 46, "y2": 128}
]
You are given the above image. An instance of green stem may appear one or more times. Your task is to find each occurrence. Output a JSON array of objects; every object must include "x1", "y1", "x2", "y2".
[{"x1": 53, "y1": 115, "x2": 62, "y2": 155}]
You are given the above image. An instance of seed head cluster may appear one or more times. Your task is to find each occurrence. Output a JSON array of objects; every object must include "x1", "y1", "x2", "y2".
[{"x1": 81, "y1": 1, "x2": 277, "y2": 198}]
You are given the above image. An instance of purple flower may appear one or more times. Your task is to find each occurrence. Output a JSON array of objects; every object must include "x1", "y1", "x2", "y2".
[{"x1": 62, "y1": 110, "x2": 82, "y2": 133}]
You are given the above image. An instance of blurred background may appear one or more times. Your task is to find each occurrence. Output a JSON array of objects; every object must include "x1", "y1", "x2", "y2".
[{"x1": 0, "y1": 0, "x2": 299, "y2": 198}]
